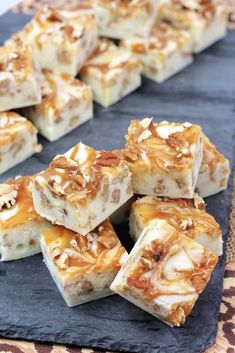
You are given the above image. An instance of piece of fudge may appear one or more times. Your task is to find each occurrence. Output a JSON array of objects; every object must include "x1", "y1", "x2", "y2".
[
  {"x1": 41, "y1": 219, "x2": 128, "y2": 306},
  {"x1": 80, "y1": 39, "x2": 142, "y2": 107},
  {"x1": 158, "y1": 0, "x2": 227, "y2": 53},
  {"x1": 123, "y1": 118, "x2": 203, "y2": 198},
  {"x1": 31, "y1": 142, "x2": 133, "y2": 235},
  {"x1": 196, "y1": 133, "x2": 230, "y2": 197},
  {"x1": 0, "y1": 45, "x2": 41, "y2": 112},
  {"x1": 109, "y1": 196, "x2": 137, "y2": 225},
  {"x1": 8, "y1": 6, "x2": 98, "y2": 75},
  {"x1": 91, "y1": 0, "x2": 159, "y2": 39},
  {"x1": 129, "y1": 195, "x2": 222, "y2": 255},
  {"x1": 0, "y1": 112, "x2": 42, "y2": 175},
  {"x1": 21, "y1": 70, "x2": 93, "y2": 142},
  {"x1": 121, "y1": 22, "x2": 193, "y2": 83},
  {"x1": 111, "y1": 219, "x2": 218, "y2": 326},
  {"x1": 0, "y1": 176, "x2": 50, "y2": 261}
]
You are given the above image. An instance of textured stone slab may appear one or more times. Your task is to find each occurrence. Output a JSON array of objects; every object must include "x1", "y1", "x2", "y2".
[{"x1": 0, "y1": 11, "x2": 234, "y2": 353}]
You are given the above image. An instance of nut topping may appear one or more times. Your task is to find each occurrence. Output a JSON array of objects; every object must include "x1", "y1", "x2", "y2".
[
  {"x1": 137, "y1": 129, "x2": 152, "y2": 143},
  {"x1": 95, "y1": 151, "x2": 121, "y2": 167},
  {"x1": 0, "y1": 184, "x2": 17, "y2": 211}
]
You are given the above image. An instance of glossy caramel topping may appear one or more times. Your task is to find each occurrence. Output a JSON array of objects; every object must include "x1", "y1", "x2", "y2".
[
  {"x1": 159, "y1": 0, "x2": 224, "y2": 26},
  {"x1": 132, "y1": 195, "x2": 221, "y2": 239},
  {"x1": 43, "y1": 219, "x2": 126, "y2": 276},
  {"x1": 96, "y1": 0, "x2": 154, "y2": 17},
  {"x1": 0, "y1": 46, "x2": 34, "y2": 82},
  {"x1": 0, "y1": 112, "x2": 37, "y2": 146},
  {"x1": 22, "y1": 6, "x2": 95, "y2": 47},
  {"x1": 81, "y1": 39, "x2": 141, "y2": 76},
  {"x1": 40, "y1": 70, "x2": 92, "y2": 118},
  {"x1": 124, "y1": 119, "x2": 202, "y2": 171},
  {"x1": 36, "y1": 143, "x2": 129, "y2": 203},
  {"x1": 128, "y1": 22, "x2": 191, "y2": 54},
  {"x1": 0, "y1": 176, "x2": 42, "y2": 230},
  {"x1": 127, "y1": 229, "x2": 217, "y2": 300}
]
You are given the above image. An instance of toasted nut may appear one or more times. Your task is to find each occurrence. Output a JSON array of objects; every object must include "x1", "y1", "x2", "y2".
[
  {"x1": 112, "y1": 189, "x2": 120, "y2": 203},
  {"x1": 0, "y1": 184, "x2": 17, "y2": 211},
  {"x1": 137, "y1": 129, "x2": 152, "y2": 143},
  {"x1": 95, "y1": 151, "x2": 120, "y2": 167}
]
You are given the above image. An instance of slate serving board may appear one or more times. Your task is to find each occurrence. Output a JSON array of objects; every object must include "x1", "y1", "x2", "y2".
[{"x1": 0, "y1": 10, "x2": 235, "y2": 353}]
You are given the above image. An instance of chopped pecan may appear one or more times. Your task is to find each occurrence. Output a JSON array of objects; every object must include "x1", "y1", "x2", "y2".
[
  {"x1": 112, "y1": 189, "x2": 120, "y2": 203},
  {"x1": 95, "y1": 151, "x2": 120, "y2": 167},
  {"x1": 137, "y1": 129, "x2": 152, "y2": 143},
  {"x1": 50, "y1": 156, "x2": 77, "y2": 171},
  {"x1": 0, "y1": 184, "x2": 17, "y2": 211}
]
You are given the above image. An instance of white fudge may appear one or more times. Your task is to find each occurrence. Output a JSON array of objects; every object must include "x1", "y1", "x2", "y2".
[
  {"x1": 0, "y1": 176, "x2": 50, "y2": 261},
  {"x1": 111, "y1": 219, "x2": 218, "y2": 326},
  {"x1": 80, "y1": 39, "x2": 142, "y2": 107},
  {"x1": 9, "y1": 6, "x2": 98, "y2": 75},
  {"x1": 129, "y1": 195, "x2": 223, "y2": 255},
  {"x1": 123, "y1": 118, "x2": 203, "y2": 198},
  {"x1": 121, "y1": 22, "x2": 193, "y2": 83},
  {"x1": 91, "y1": 0, "x2": 159, "y2": 39},
  {"x1": 21, "y1": 70, "x2": 93, "y2": 142},
  {"x1": 158, "y1": 0, "x2": 227, "y2": 53},
  {"x1": 0, "y1": 46, "x2": 41, "y2": 112},
  {"x1": 196, "y1": 133, "x2": 230, "y2": 197},
  {"x1": 31, "y1": 142, "x2": 133, "y2": 236},
  {"x1": 0, "y1": 112, "x2": 42, "y2": 176},
  {"x1": 41, "y1": 219, "x2": 128, "y2": 306}
]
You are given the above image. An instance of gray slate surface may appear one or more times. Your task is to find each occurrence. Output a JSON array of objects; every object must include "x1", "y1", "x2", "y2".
[{"x1": 0, "y1": 11, "x2": 235, "y2": 353}]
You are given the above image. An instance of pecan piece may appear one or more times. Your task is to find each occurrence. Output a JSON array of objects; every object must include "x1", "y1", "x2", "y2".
[
  {"x1": 0, "y1": 184, "x2": 17, "y2": 211},
  {"x1": 95, "y1": 151, "x2": 120, "y2": 167}
]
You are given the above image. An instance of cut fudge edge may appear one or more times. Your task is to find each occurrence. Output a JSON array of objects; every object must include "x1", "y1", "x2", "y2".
[
  {"x1": 129, "y1": 125, "x2": 203, "y2": 199},
  {"x1": 31, "y1": 171, "x2": 133, "y2": 236},
  {"x1": 0, "y1": 220, "x2": 49, "y2": 261},
  {"x1": 40, "y1": 234, "x2": 114, "y2": 307}
]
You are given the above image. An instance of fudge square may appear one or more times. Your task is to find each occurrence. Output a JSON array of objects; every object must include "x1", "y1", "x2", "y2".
[
  {"x1": 129, "y1": 195, "x2": 223, "y2": 255},
  {"x1": 158, "y1": 0, "x2": 227, "y2": 53},
  {"x1": 41, "y1": 219, "x2": 128, "y2": 306},
  {"x1": 92, "y1": 0, "x2": 159, "y2": 39},
  {"x1": 123, "y1": 118, "x2": 203, "y2": 198},
  {"x1": 0, "y1": 45, "x2": 41, "y2": 112},
  {"x1": 31, "y1": 142, "x2": 133, "y2": 235},
  {"x1": 21, "y1": 70, "x2": 93, "y2": 142},
  {"x1": 0, "y1": 112, "x2": 42, "y2": 175},
  {"x1": 121, "y1": 22, "x2": 193, "y2": 83},
  {"x1": 0, "y1": 176, "x2": 50, "y2": 261},
  {"x1": 9, "y1": 6, "x2": 98, "y2": 75},
  {"x1": 196, "y1": 133, "x2": 230, "y2": 198},
  {"x1": 111, "y1": 219, "x2": 218, "y2": 326},
  {"x1": 80, "y1": 39, "x2": 142, "y2": 107}
]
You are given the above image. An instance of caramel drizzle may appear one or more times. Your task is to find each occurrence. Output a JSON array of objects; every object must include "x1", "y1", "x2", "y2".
[
  {"x1": 131, "y1": 23, "x2": 189, "y2": 54},
  {"x1": 0, "y1": 113, "x2": 36, "y2": 145},
  {"x1": 97, "y1": 0, "x2": 153, "y2": 17},
  {"x1": 44, "y1": 220, "x2": 126, "y2": 275},
  {"x1": 0, "y1": 176, "x2": 41, "y2": 230},
  {"x1": 41, "y1": 145, "x2": 123, "y2": 202},
  {"x1": 127, "y1": 233, "x2": 217, "y2": 301},
  {"x1": 134, "y1": 199, "x2": 221, "y2": 238},
  {"x1": 81, "y1": 39, "x2": 140, "y2": 75},
  {"x1": 125, "y1": 120, "x2": 201, "y2": 171},
  {"x1": 0, "y1": 47, "x2": 32, "y2": 82}
]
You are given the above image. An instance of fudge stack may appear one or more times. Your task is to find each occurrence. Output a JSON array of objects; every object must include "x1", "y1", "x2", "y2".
[
  {"x1": 0, "y1": 117, "x2": 230, "y2": 327},
  {"x1": 0, "y1": 0, "x2": 229, "y2": 176}
]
